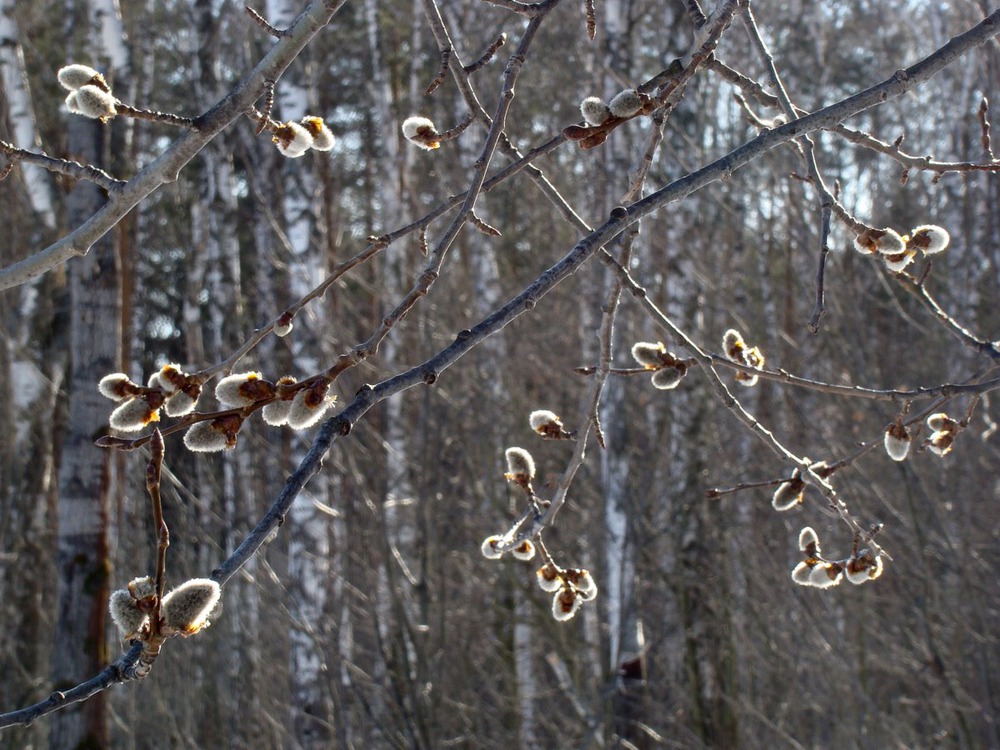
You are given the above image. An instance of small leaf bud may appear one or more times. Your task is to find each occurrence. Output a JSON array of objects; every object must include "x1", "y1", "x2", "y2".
[
  {"x1": 402, "y1": 116, "x2": 441, "y2": 150},
  {"x1": 579, "y1": 96, "x2": 611, "y2": 126},
  {"x1": 608, "y1": 89, "x2": 642, "y2": 118},
  {"x1": 160, "y1": 578, "x2": 221, "y2": 635}
]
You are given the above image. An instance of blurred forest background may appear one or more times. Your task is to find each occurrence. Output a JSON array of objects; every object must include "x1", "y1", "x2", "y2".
[{"x1": 1, "y1": 0, "x2": 999, "y2": 747}]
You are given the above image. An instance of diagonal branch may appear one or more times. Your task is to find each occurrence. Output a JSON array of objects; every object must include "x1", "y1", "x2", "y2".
[{"x1": 0, "y1": 0, "x2": 348, "y2": 292}]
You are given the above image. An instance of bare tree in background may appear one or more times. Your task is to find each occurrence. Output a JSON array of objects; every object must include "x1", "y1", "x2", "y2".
[{"x1": 2, "y1": 0, "x2": 1000, "y2": 747}]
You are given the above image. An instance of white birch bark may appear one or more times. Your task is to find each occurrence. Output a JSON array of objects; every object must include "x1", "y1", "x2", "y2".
[
  {"x1": 265, "y1": 3, "x2": 335, "y2": 743},
  {"x1": 0, "y1": 2, "x2": 55, "y2": 227}
]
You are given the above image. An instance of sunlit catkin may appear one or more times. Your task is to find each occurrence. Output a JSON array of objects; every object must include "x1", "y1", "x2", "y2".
[{"x1": 160, "y1": 578, "x2": 221, "y2": 635}]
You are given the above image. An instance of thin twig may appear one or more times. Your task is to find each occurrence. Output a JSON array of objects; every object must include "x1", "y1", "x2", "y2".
[
  {"x1": 245, "y1": 5, "x2": 285, "y2": 37},
  {"x1": 114, "y1": 102, "x2": 197, "y2": 129},
  {"x1": 979, "y1": 96, "x2": 996, "y2": 161},
  {"x1": 425, "y1": 48, "x2": 452, "y2": 95},
  {"x1": 585, "y1": 0, "x2": 597, "y2": 40},
  {"x1": 146, "y1": 429, "x2": 169, "y2": 638},
  {"x1": 464, "y1": 33, "x2": 507, "y2": 73},
  {"x1": 0, "y1": 139, "x2": 124, "y2": 192}
]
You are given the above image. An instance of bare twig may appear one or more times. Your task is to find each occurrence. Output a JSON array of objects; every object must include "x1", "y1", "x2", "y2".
[
  {"x1": 146, "y1": 429, "x2": 169, "y2": 638},
  {"x1": 0, "y1": 139, "x2": 124, "y2": 192},
  {"x1": 585, "y1": 0, "x2": 597, "y2": 40},
  {"x1": 245, "y1": 5, "x2": 285, "y2": 37},
  {"x1": 979, "y1": 96, "x2": 996, "y2": 161},
  {"x1": 425, "y1": 48, "x2": 452, "y2": 95},
  {"x1": 114, "y1": 102, "x2": 196, "y2": 129},
  {"x1": 464, "y1": 33, "x2": 507, "y2": 73},
  {"x1": 470, "y1": 212, "x2": 501, "y2": 236}
]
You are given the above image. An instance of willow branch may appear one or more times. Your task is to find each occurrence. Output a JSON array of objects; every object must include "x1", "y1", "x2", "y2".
[
  {"x1": 1, "y1": 139, "x2": 124, "y2": 192},
  {"x1": 0, "y1": 0, "x2": 348, "y2": 292}
]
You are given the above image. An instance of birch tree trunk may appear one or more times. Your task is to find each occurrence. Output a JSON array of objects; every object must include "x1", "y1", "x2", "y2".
[{"x1": 50, "y1": 2, "x2": 127, "y2": 744}]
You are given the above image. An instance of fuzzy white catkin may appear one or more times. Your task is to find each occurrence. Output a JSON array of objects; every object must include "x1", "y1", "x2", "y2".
[
  {"x1": 109, "y1": 589, "x2": 148, "y2": 637},
  {"x1": 67, "y1": 85, "x2": 116, "y2": 119},
  {"x1": 57, "y1": 64, "x2": 102, "y2": 91},
  {"x1": 909, "y1": 225, "x2": 950, "y2": 255},
  {"x1": 164, "y1": 390, "x2": 198, "y2": 417},
  {"x1": 529, "y1": 409, "x2": 560, "y2": 432},
  {"x1": 160, "y1": 578, "x2": 221, "y2": 634},
  {"x1": 215, "y1": 372, "x2": 262, "y2": 408},
  {"x1": 580, "y1": 96, "x2": 611, "y2": 125},
  {"x1": 608, "y1": 89, "x2": 642, "y2": 118},
  {"x1": 504, "y1": 447, "x2": 535, "y2": 479},
  {"x1": 883, "y1": 427, "x2": 911, "y2": 461},
  {"x1": 183, "y1": 422, "x2": 230, "y2": 452},
  {"x1": 98, "y1": 373, "x2": 133, "y2": 400},
  {"x1": 109, "y1": 398, "x2": 156, "y2": 432},
  {"x1": 401, "y1": 116, "x2": 440, "y2": 150},
  {"x1": 301, "y1": 117, "x2": 335, "y2": 151},
  {"x1": 273, "y1": 122, "x2": 313, "y2": 158},
  {"x1": 631, "y1": 341, "x2": 667, "y2": 368},
  {"x1": 286, "y1": 388, "x2": 334, "y2": 430},
  {"x1": 650, "y1": 366, "x2": 684, "y2": 390}
]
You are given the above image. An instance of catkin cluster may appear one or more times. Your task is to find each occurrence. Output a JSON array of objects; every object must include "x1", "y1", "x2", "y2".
[
  {"x1": 109, "y1": 576, "x2": 221, "y2": 639},
  {"x1": 630, "y1": 341, "x2": 689, "y2": 390},
  {"x1": 58, "y1": 64, "x2": 117, "y2": 120},
  {"x1": 722, "y1": 329, "x2": 765, "y2": 386},
  {"x1": 480, "y1": 422, "x2": 600, "y2": 622},
  {"x1": 98, "y1": 367, "x2": 337, "y2": 451},
  {"x1": 578, "y1": 88, "x2": 645, "y2": 125},
  {"x1": 790, "y1": 527, "x2": 883, "y2": 589},
  {"x1": 854, "y1": 224, "x2": 950, "y2": 273},
  {"x1": 272, "y1": 116, "x2": 337, "y2": 158}
]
